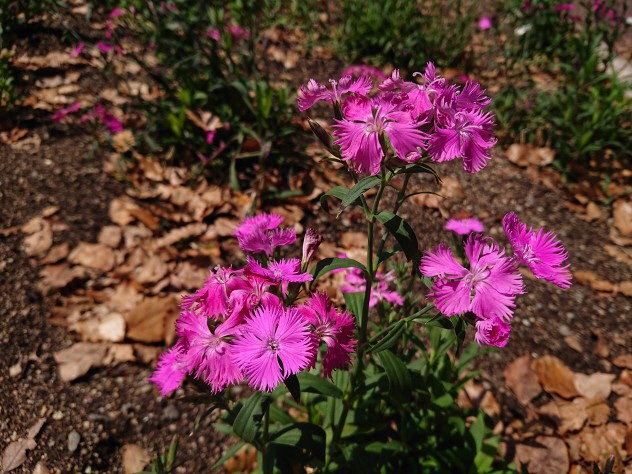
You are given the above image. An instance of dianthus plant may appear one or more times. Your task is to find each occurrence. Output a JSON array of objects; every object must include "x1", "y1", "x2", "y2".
[{"x1": 150, "y1": 63, "x2": 571, "y2": 473}]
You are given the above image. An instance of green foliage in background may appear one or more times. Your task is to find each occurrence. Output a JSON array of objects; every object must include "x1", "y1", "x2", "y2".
[
  {"x1": 337, "y1": 0, "x2": 475, "y2": 71},
  {"x1": 495, "y1": 0, "x2": 632, "y2": 176}
]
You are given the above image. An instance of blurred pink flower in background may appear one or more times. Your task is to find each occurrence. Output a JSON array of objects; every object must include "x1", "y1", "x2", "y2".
[{"x1": 478, "y1": 16, "x2": 492, "y2": 30}]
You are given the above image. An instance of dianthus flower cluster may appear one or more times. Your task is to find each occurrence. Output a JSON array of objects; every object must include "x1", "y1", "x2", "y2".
[
  {"x1": 420, "y1": 212, "x2": 571, "y2": 347},
  {"x1": 149, "y1": 213, "x2": 357, "y2": 396},
  {"x1": 298, "y1": 62, "x2": 497, "y2": 175}
]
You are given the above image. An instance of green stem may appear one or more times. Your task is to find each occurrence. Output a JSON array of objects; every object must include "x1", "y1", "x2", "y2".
[
  {"x1": 262, "y1": 405, "x2": 271, "y2": 474},
  {"x1": 330, "y1": 173, "x2": 387, "y2": 451}
]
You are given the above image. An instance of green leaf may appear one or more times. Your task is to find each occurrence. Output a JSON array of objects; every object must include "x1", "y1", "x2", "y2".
[
  {"x1": 375, "y1": 211, "x2": 420, "y2": 262},
  {"x1": 395, "y1": 162, "x2": 440, "y2": 181},
  {"x1": 297, "y1": 372, "x2": 343, "y2": 399},
  {"x1": 270, "y1": 423, "x2": 326, "y2": 465},
  {"x1": 378, "y1": 349, "x2": 412, "y2": 402},
  {"x1": 232, "y1": 392, "x2": 268, "y2": 444},
  {"x1": 344, "y1": 291, "x2": 365, "y2": 321},
  {"x1": 370, "y1": 320, "x2": 405, "y2": 353},
  {"x1": 341, "y1": 176, "x2": 381, "y2": 208},
  {"x1": 284, "y1": 374, "x2": 301, "y2": 403},
  {"x1": 319, "y1": 186, "x2": 348, "y2": 213},
  {"x1": 311, "y1": 257, "x2": 366, "y2": 283}
]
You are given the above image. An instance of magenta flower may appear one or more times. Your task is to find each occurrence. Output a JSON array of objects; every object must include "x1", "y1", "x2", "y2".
[
  {"x1": 207, "y1": 28, "x2": 221, "y2": 41},
  {"x1": 97, "y1": 42, "x2": 114, "y2": 53},
  {"x1": 333, "y1": 94, "x2": 426, "y2": 175},
  {"x1": 341, "y1": 268, "x2": 404, "y2": 307},
  {"x1": 79, "y1": 104, "x2": 123, "y2": 134},
  {"x1": 231, "y1": 304, "x2": 315, "y2": 392},
  {"x1": 445, "y1": 217, "x2": 484, "y2": 235},
  {"x1": 427, "y1": 110, "x2": 496, "y2": 173},
  {"x1": 299, "y1": 292, "x2": 357, "y2": 378},
  {"x1": 228, "y1": 274, "x2": 280, "y2": 326},
  {"x1": 176, "y1": 312, "x2": 243, "y2": 393},
  {"x1": 181, "y1": 266, "x2": 246, "y2": 319},
  {"x1": 148, "y1": 343, "x2": 187, "y2": 396},
  {"x1": 246, "y1": 257, "x2": 313, "y2": 296},
  {"x1": 474, "y1": 317, "x2": 511, "y2": 347},
  {"x1": 478, "y1": 16, "x2": 493, "y2": 30},
  {"x1": 420, "y1": 235, "x2": 524, "y2": 320},
  {"x1": 554, "y1": 4, "x2": 575, "y2": 11},
  {"x1": 502, "y1": 212, "x2": 572, "y2": 289},
  {"x1": 70, "y1": 42, "x2": 85, "y2": 58},
  {"x1": 52, "y1": 101, "x2": 82, "y2": 122},
  {"x1": 297, "y1": 74, "x2": 373, "y2": 111},
  {"x1": 233, "y1": 213, "x2": 296, "y2": 256},
  {"x1": 341, "y1": 64, "x2": 387, "y2": 81},
  {"x1": 109, "y1": 7, "x2": 126, "y2": 18},
  {"x1": 379, "y1": 66, "x2": 441, "y2": 121},
  {"x1": 227, "y1": 25, "x2": 250, "y2": 40}
]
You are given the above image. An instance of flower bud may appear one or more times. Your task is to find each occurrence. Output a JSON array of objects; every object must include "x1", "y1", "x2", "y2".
[{"x1": 301, "y1": 227, "x2": 323, "y2": 267}]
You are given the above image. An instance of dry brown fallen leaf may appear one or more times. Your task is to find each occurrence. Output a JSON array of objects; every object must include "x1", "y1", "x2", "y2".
[
  {"x1": 23, "y1": 219, "x2": 53, "y2": 257},
  {"x1": 504, "y1": 354, "x2": 542, "y2": 405},
  {"x1": 109, "y1": 196, "x2": 139, "y2": 226},
  {"x1": 612, "y1": 200, "x2": 632, "y2": 237},
  {"x1": 505, "y1": 144, "x2": 555, "y2": 167},
  {"x1": 1, "y1": 418, "x2": 46, "y2": 472},
  {"x1": 39, "y1": 263, "x2": 83, "y2": 290},
  {"x1": 10, "y1": 134, "x2": 41, "y2": 154},
  {"x1": 72, "y1": 311, "x2": 126, "y2": 343},
  {"x1": 170, "y1": 261, "x2": 208, "y2": 290},
  {"x1": 539, "y1": 396, "x2": 610, "y2": 434},
  {"x1": 112, "y1": 130, "x2": 135, "y2": 153},
  {"x1": 614, "y1": 396, "x2": 632, "y2": 425},
  {"x1": 68, "y1": 242, "x2": 116, "y2": 272},
  {"x1": 133, "y1": 254, "x2": 170, "y2": 285},
  {"x1": 616, "y1": 281, "x2": 632, "y2": 297},
  {"x1": 40, "y1": 242, "x2": 70, "y2": 264},
  {"x1": 604, "y1": 245, "x2": 632, "y2": 268},
  {"x1": 574, "y1": 373, "x2": 615, "y2": 400},
  {"x1": 564, "y1": 335, "x2": 584, "y2": 353},
  {"x1": 121, "y1": 444, "x2": 150, "y2": 474},
  {"x1": 514, "y1": 436, "x2": 569, "y2": 474},
  {"x1": 98, "y1": 225, "x2": 122, "y2": 248},
  {"x1": 125, "y1": 296, "x2": 179, "y2": 343},
  {"x1": 533, "y1": 355, "x2": 579, "y2": 399},
  {"x1": 53, "y1": 342, "x2": 107, "y2": 382},
  {"x1": 577, "y1": 423, "x2": 627, "y2": 463},
  {"x1": 572, "y1": 270, "x2": 616, "y2": 293},
  {"x1": 613, "y1": 355, "x2": 632, "y2": 370},
  {"x1": 152, "y1": 222, "x2": 207, "y2": 249}
]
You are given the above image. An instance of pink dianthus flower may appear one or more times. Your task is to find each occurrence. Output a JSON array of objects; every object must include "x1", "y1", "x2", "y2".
[
  {"x1": 233, "y1": 213, "x2": 296, "y2": 256},
  {"x1": 176, "y1": 312, "x2": 243, "y2": 393},
  {"x1": 502, "y1": 212, "x2": 572, "y2": 289},
  {"x1": 148, "y1": 343, "x2": 187, "y2": 396},
  {"x1": 341, "y1": 268, "x2": 404, "y2": 307},
  {"x1": 333, "y1": 94, "x2": 426, "y2": 175},
  {"x1": 299, "y1": 292, "x2": 357, "y2": 379},
  {"x1": 232, "y1": 304, "x2": 315, "y2": 392},
  {"x1": 445, "y1": 217, "x2": 484, "y2": 235},
  {"x1": 297, "y1": 74, "x2": 373, "y2": 111},
  {"x1": 428, "y1": 110, "x2": 496, "y2": 173},
  {"x1": 474, "y1": 317, "x2": 511, "y2": 347},
  {"x1": 245, "y1": 257, "x2": 313, "y2": 297},
  {"x1": 420, "y1": 235, "x2": 524, "y2": 320}
]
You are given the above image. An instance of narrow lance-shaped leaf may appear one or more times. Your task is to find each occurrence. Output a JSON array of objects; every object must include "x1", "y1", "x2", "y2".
[
  {"x1": 341, "y1": 176, "x2": 381, "y2": 208},
  {"x1": 375, "y1": 210, "x2": 421, "y2": 263},
  {"x1": 232, "y1": 392, "x2": 269, "y2": 444},
  {"x1": 311, "y1": 257, "x2": 366, "y2": 284}
]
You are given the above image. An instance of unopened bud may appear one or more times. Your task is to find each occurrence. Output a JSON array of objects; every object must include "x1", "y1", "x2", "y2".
[{"x1": 301, "y1": 227, "x2": 323, "y2": 268}]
